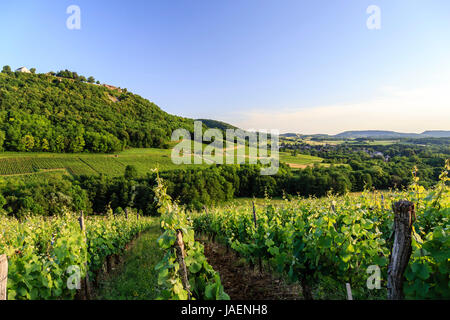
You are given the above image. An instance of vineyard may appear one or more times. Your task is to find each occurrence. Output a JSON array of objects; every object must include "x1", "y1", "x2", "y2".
[
  {"x1": 0, "y1": 151, "x2": 180, "y2": 177},
  {"x1": 153, "y1": 173, "x2": 230, "y2": 300},
  {"x1": 0, "y1": 173, "x2": 230, "y2": 300},
  {"x1": 0, "y1": 164, "x2": 448, "y2": 300},
  {"x1": 0, "y1": 211, "x2": 156, "y2": 299},
  {"x1": 0, "y1": 148, "x2": 325, "y2": 178},
  {"x1": 192, "y1": 163, "x2": 449, "y2": 299}
]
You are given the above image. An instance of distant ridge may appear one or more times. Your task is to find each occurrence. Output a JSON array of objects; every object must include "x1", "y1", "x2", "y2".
[
  {"x1": 421, "y1": 130, "x2": 450, "y2": 138},
  {"x1": 335, "y1": 130, "x2": 420, "y2": 139},
  {"x1": 196, "y1": 119, "x2": 239, "y2": 131},
  {"x1": 280, "y1": 130, "x2": 450, "y2": 139},
  {"x1": 335, "y1": 130, "x2": 450, "y2": 139}
]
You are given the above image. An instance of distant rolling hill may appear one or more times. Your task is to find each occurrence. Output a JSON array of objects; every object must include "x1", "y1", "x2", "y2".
[
  {"x1": 335, "y1": 131, "x2": 420, "y2": 139},
  {"x1": 279, "y1": 130, "x2": 450, "y2": 139},
  {"x1": 421, "y1": 131, "x2": 450, "y2": 138},
  {"x1": 196, "y1": 119, "x2": 239, "y2": 131},
  {"x1": 334, "y1": 130, "x2": 450, "y2": 139}
]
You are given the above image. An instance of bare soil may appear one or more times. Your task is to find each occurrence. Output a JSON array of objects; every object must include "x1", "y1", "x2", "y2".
[{"x1": 200, "y1": 239, "x2": 302, "y2": 300}]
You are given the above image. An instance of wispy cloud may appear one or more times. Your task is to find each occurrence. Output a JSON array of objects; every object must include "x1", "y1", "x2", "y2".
[{"x1": 227, "y1": 84, "x2": 450, "y2": 134}]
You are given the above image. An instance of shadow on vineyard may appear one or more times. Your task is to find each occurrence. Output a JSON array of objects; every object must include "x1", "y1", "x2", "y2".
[{"x1": 200, "y1": 239, "x2": 302, "y2": 300}]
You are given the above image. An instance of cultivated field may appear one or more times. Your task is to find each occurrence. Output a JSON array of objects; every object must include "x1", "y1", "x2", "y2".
[{"x1": 0, "y1": 148, "x2": 327, "y2": 177}]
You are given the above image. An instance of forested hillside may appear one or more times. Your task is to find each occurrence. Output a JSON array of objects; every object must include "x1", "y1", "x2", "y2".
[{"x1": 0, "y1": 68, "x2": 195, "y2": 153}]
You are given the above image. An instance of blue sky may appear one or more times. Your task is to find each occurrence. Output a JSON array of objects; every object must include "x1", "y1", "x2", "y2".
[{"x1": 1, "y1": 0, "x2": 449, "y2": 134}]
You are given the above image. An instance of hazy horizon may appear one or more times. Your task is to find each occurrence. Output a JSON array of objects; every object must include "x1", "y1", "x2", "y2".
[{"x1": 236, "y1": 128, "x2": 450, "y2": 135}]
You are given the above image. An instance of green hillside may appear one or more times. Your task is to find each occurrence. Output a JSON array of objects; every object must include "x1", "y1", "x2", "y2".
[
  {"x1": 195, "y1": 119, "x2": 239, "y2": 131},
  {"x1": 0, "y1": 69, "x2": 195, "y2": 153}
]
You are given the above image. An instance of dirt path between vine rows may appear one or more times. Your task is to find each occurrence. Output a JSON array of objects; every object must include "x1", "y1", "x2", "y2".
[{"x1": 200, "y1": 240, "x2": 302, "y2": 300}]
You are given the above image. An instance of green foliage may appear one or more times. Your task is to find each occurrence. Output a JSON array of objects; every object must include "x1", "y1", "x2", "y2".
[
  {"x1": 0, "y1": 211, "x2": 156, "y2": 300},
  {"x1": 2, "y1": 65, "x2": 11, "y2": 73},
  {"x1": 403, "y1": 160, "x2": 450, "y2": 299},
  {"x1": 0, "y1": 71, "x2": 195, "y2": 153},
  {"x1": 124, "y1": 165, "x2": 138, "y2": 180},
  {"x1": 192, "y1": 166, "x2": 449, "y2": 299},
  {"x1": 283, "y1": 138, "x2": 449, "y2": 190},
  {"x1": 0, "y1": 173, "x2": 91, "y2": 218},
  {"x1": 153, "y1": 173, "x2": 229, "y2": 300}
]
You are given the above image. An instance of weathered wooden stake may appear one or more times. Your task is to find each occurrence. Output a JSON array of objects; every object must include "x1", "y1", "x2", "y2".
[
  {"x1": 300, "y1": 276, "x2": 313, "y2": 300},
  {"x1": 106, "y1": 255, "x2": 113, "y2": 273},
  {"x1": 331, "y1": 203, "x2": 336, "y2": 213},
  {"x1": 346, "y1": 283, "x2": 353, "y2": 300},
  {"x1": 125, "y1": 208, "x2": 128, "y2": 219},
  {"x1": 387, "y1": 200, "x2": 415, "y2": 300},
  {"x1": 252, "y1": 201, "x2": 263, "y2": 273},
  {"x1": 252, "y1": 200, "x2": 257, "y2": 228},
  {"x1": 0, "y1": 254, "x2": 8, "y2": 300},
  {"x1": 175, "y1": 230, "x2": 191, "y2": 300},
  {"x1": 78, "y1": 211, "x2": 91, "y2": 300},
  {"x1": 78, "y1": 210, "x2": 85, "y2": 232}
]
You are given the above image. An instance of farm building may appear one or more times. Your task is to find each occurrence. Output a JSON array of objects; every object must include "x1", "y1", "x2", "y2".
[{"x1": 16, "y1": 67, "x2": 31, "y2": 73}]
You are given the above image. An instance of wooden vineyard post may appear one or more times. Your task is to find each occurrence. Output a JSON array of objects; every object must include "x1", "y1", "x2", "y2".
[
  {"x1": 252, "y1": 201, "x2": 263, "y2": 273},
  {"x1": 252, "y1": 200, "x2": 257, "y2": 228},
  {"x1": 202, "y1": 205, "x2": 208, "y2": 241},
  {"x1": 78, "y1": 211, "x2": 91, "y2": 300},
  {"x1": 346, "y1": 283, "x2": 353, "y2": 300},
  {"x1": 387, "y1": 200, "x2": 415, "y2": 300},
  {"x1": 106, "y1": 255, "x2": 113, "y2": 273},
  {"x1": 125, "y1": 207, "x2": 128, "y2": 220},
  {"x1": 0, "y1": 254, "x2": 7, "y2": 300},
  {"x1": 331, "y1": 203, "x2": 336, "y2": 213},
  {"x1": 175, "y1": 230, "x2": 191, "y2": 300},
  {"x1": 203, "y1": 206, "x2": 212, "y2": 242}
]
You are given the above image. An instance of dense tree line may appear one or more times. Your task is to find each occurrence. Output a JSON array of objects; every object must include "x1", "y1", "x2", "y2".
[
  {"x1": 0, "y1": 69, "x2": 196, "y2": 152},
  {"x1": 0, "y1": 174, "x2": 90, "y2": 218},
  {"x1": 76, "y1": 159, "x2": 444, "y2": 215},
  {"x1": 76, "y1": 164, "x2": 291, "y2": 214},
  {"x1": 1, "y1": 155, "x2": 447, "y2": 217},
  {"x1": 282, "y1": 142, "x2": 448, "y2": 189},
  {"x1": 51, "y1": 69, "x2": 97, "y2": 84}
]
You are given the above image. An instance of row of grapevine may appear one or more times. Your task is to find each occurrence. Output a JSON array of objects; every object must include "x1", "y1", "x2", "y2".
[
  {"x1": 0, "y1": 158, "x2": 36, "y2": 175},
  {"x1": 0, "y1": 211, "x2": 155, "y2": 299},
  {"x1": 153, "y1": 173, "x2": 230, "y2": 300},
  {"x1": 0, "y1": 157, "x2": 97, "y2": 176},
  {"x1": 79, "y1": 158, "x2": 126, "y2": 176},
  {"x1": 192, "y1": 163, "x2": 449, "y2": 299}
]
